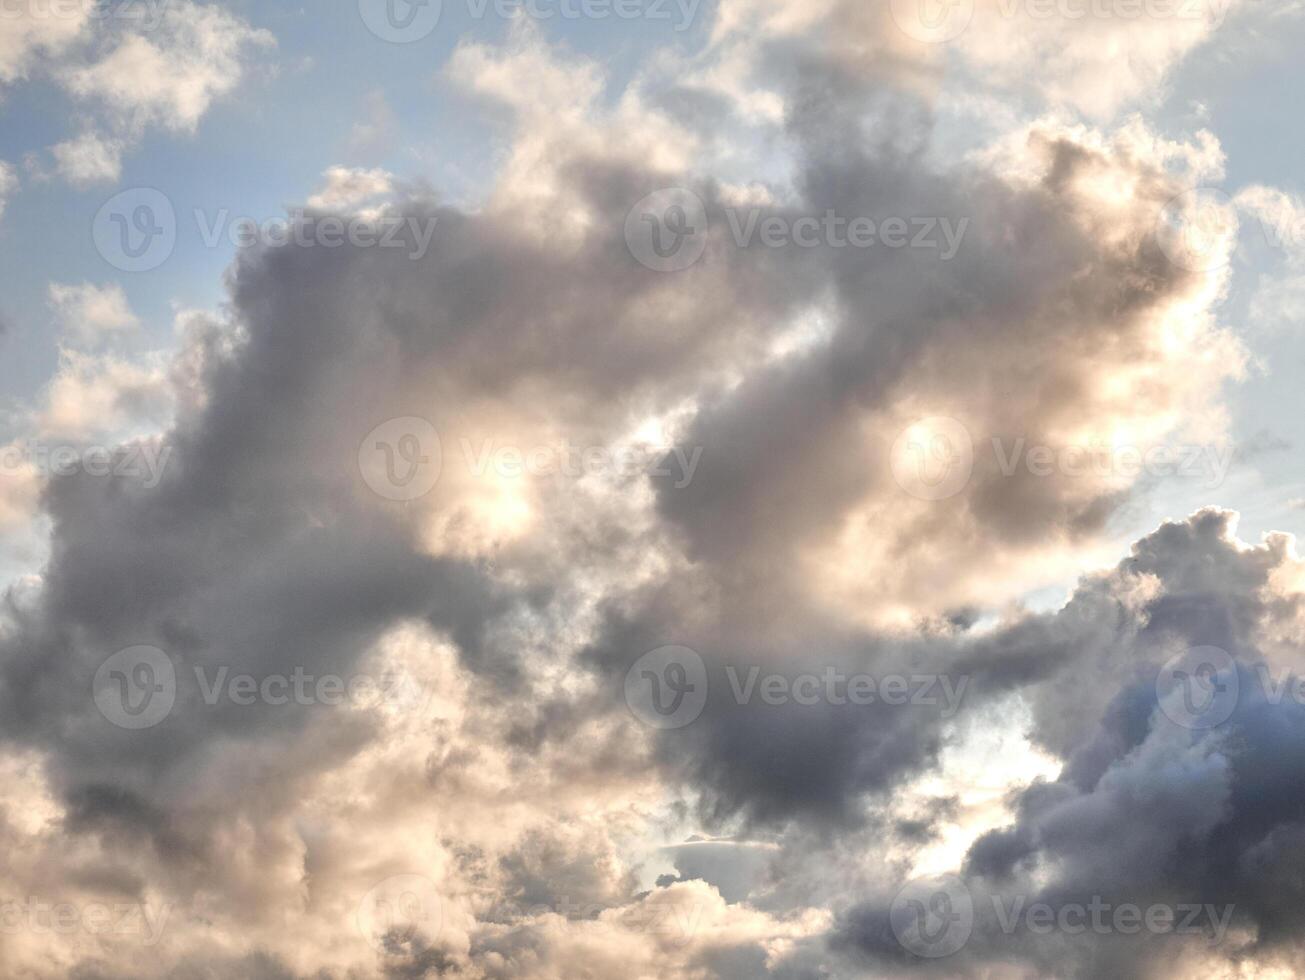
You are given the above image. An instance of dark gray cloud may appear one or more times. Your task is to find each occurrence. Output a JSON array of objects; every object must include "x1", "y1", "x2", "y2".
[{"x1": 834, "y1": 510, "x2": 1305, "y2": 978}]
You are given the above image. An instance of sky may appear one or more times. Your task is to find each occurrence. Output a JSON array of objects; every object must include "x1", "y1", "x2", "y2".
[{"x1": 3, "y1": 0, "x2": 1305, "y2": 977}]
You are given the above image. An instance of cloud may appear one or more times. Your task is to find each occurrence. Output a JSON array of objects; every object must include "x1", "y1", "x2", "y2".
[
  {"x1": 0, "y1": 0, "x2": 90, "y2": 85},
  {"x1": 0, "y1": 159, "x2": 15, "y2": 221},
  {"x1": 60, "y1": 1, "x2": 274, "y2": 133},
  {"x1": 831, "y1": 510, "x2": 1305, "y2": 977},
  {"x1": 0, "y1": 6, "x2": 1289, "y2": 979},
  {"x1": 47, "y1": 282, "x2": 140, "y2": 344},
  {"x1": 49, "y1": 130, "x2": 123, "y2": 186},
  {"x1": 306, "y1": 165, "x2": 395, "y2": 211}
]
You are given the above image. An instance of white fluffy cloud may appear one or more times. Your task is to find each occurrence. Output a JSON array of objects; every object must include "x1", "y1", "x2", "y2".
[
  {"x1": 0, "y1": 0, "x2": 90, "y2": 85},
  {"x1": 47, "y1": 281, "x2": 140, "y2": 344},
  {"x1": 0, "y1": 159, "x2": 14, "y2": 221},
  {"x1": 306, "y1": 165, "x2": 395, "y2": 211},
  {"x1": 49, "y1": 130, "x2": 123, "y2": 185},
  {"x1": 61, "y1": 1, "x2": 273, "y2": 132}
]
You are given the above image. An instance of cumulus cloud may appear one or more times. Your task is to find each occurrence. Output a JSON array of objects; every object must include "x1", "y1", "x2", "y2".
[
  {"x1": 837, "y1": 510, "x2": 1305, "y2": 978},
  {"x1": 306, "y1": 166, "x2": 395, "y2": 211},
  {"x1": 60, "y1": 0, "x2": 273, "y2": 132},
  {"x1": 0, "y1": 3, "x2": 1290, "y2": 979},
  {"x1": 49, "y1": 130, "x2": 124, "y2": 186},
  {"x1": 47, "y1": 282, "x2": 140, "y2": 344},
  {"x1": 0, "y1": 159, "x2": 14, "y2": 221},
  {"x1": 0, "y1": 0, "x2": 90, "y2": 85}
]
